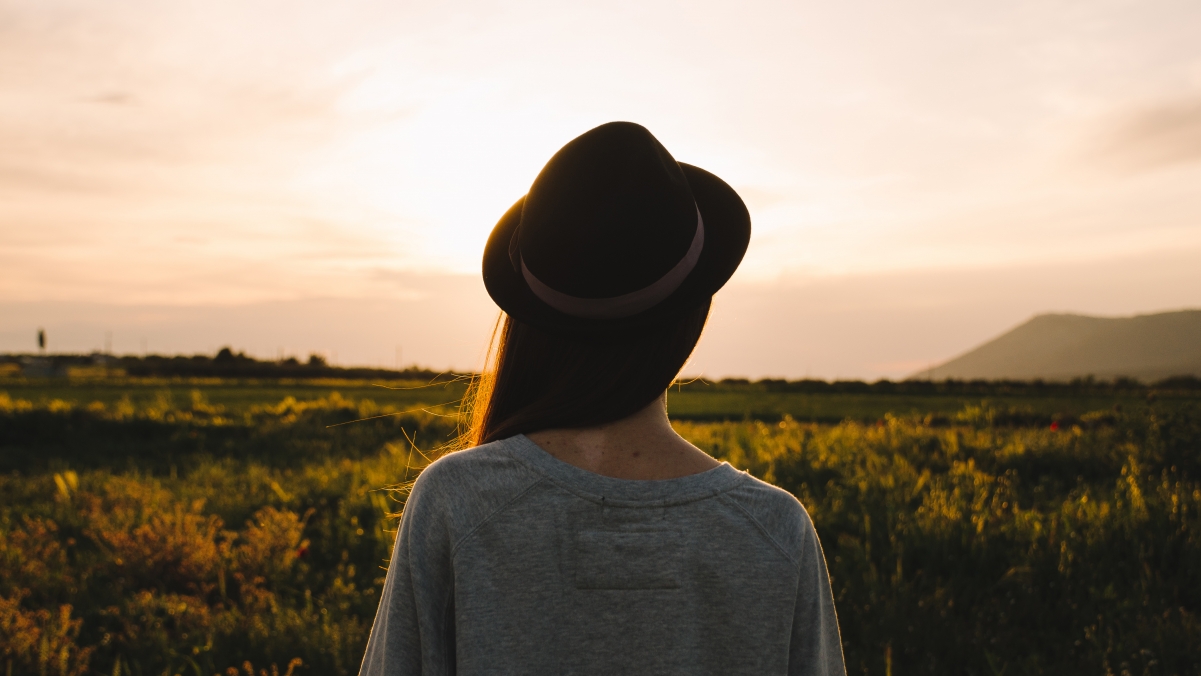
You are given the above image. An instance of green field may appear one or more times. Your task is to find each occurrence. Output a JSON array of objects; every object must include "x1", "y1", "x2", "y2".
[
  {"x1": 668, "y1": 387, "x2": 1193, "y2": 423},
  {"x1": 0, "y1": 377, "x2": 469, "y2": 416},
  {"x1": 1, "y1": 376, "x2": 1198, "y2": 675},
  {"x1": 3, "y1": 374, "x2": 1196, "y2": 424}
]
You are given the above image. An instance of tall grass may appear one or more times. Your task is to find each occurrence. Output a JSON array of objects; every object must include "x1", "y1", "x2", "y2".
[
  {"x1": 1, "y1": 391, "x2": 455, "y2": 675},
  {"x1": 1, "y1": 390, "x2": 1198, "y2": 674},
  {"x1": 680, "y1": 406, "x2": 1201, "y2": 674}
]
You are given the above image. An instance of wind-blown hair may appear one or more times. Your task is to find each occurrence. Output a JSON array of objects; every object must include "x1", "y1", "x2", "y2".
[{"x1": 462, "y1": 301, "x2": 710, "y2": 447}]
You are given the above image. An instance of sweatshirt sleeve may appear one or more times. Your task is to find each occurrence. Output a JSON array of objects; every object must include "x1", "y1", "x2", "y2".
[
  {"x1": 789, "y1": 520, "x2": 846, "y2": 676},
  {"x1": 358, "y1": 469, "x2": 456, "y2": 676}
]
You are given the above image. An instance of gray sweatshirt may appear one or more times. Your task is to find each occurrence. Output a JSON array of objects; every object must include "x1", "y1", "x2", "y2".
[{"x1": 359, "y1": 434, "x2": 845, "y2": 676}]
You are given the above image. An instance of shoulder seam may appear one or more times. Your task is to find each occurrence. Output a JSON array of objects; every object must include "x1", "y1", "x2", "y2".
[
  {"x1": 448, "y1": 476, "x2": 547, "y2": 559},
  {"x1": 718, "y1": 492, "x2": 803, "y2": 572}
]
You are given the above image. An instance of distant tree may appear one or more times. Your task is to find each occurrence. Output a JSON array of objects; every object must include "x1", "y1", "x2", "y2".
[
  {"x1": 282, "y1": 357, "x2": 300, "y2": 367},
  {"x1": 1157, "y1": 375, "x2": 1201, "y2": 390},
  {"x1": 307, "y1": 353, "x2": 327, "y2": 368},
  {"x1": 1112, "y1": 376, "x2": 1141, "y2": 390},
  {"x1": 215, "y1": 347, "x2": 236, "y2": 363},
  {"x1": 37, "y1": 328, "x2": 46, "y2": 351}
]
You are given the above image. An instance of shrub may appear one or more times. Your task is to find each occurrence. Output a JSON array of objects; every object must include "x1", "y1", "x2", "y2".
[{"x1": 1, "y1": 391, "x2": 1197, "y2": 674}]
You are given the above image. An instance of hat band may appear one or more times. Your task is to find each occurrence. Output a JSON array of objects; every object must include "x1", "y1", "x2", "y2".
[{"x1": 520, "y1": 207, "x2": 705, "y2": 320}]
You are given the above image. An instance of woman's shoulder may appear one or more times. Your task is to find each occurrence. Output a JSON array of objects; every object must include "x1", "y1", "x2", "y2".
[
  {"x1": 406, "y1": 436, "x2": 546, "y2": 531},
  {"x1": 721, "y1": 473, "x2": 820, "y2": 568}
]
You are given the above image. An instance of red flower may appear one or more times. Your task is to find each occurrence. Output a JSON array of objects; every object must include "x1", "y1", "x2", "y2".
[{"x1": 1050, "y1": 421, "x2": 1060, "y2": 431}]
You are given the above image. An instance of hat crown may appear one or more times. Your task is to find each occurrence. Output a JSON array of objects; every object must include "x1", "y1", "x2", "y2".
[{"x1": 516, "y1": 122, "x2": 699, "y2": 299}]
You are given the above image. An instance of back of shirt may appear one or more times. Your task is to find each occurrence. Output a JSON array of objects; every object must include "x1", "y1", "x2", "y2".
[{"x1": 359, "y1": 434, "x2": 845, "y2": 676}]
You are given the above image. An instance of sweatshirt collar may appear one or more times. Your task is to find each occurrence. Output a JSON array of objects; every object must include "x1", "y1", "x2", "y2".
[{"x1": 504, "y1": 433, "x2": 747, "y2": 507}]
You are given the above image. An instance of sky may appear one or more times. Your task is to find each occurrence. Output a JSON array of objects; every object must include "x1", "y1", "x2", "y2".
[{"x1": 2, "y1": 0, "x2": 1200, "y2": 378}]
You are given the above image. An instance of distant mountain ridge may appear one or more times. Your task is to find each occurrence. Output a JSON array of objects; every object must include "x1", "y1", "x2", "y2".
[{"x1": 918, "y1": 309, "x2": 1201, "y2": 382}]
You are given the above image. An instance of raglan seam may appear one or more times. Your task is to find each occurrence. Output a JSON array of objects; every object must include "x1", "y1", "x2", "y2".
[
  {"x1": 719, "y1": 493, "x2": 805, "y2": 572},
  {"x1": 449, "y1": 476, "x2": 547, "y2": 559}
]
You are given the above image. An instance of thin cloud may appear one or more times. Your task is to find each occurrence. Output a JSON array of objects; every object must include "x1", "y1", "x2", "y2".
[
  {"x1": 3, "y1": 0, "x2": 1201, "y2": 314},
  {"x1": 1096, "y1": 95, "x2": 1201, "y2": 171},
  {"x1": 84, "y1": 92, "x2": 136, "y2": 105}
]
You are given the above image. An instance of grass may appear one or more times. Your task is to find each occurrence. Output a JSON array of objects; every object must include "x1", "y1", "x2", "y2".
[
  {"x1": 667, "y1": 387, "x2": 1189, "y2": 423},
  {"x1": 1, "y1": 378, "x2": 1198, "y2": 675},
  {"x1": 0, "y1": 377, "x2": 467, "y2": 416},
  {"x1": 680, "y1": 410, "x2": 1201, "y2": 674},
  {"x1": 5, "y1": 373, "x2": 1198, "y2": 424},
  {"x1": 1, "y1": 389, "x2": 454, "y2": 676}
]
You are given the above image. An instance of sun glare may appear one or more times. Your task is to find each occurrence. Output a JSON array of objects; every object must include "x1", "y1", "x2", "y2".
[{"x1": 2, "y1": 0, "x2": 1199, "y2": 374}]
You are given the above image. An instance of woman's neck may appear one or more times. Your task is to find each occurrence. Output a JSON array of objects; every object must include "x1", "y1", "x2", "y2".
[{"x1": 525, "y1": 395, "x2": 720, "y2": 480}]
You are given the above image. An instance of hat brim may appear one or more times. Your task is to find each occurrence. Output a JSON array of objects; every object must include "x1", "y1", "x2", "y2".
[{"x1": 482, "y1": 162, "x2": 750, "y2": 334}]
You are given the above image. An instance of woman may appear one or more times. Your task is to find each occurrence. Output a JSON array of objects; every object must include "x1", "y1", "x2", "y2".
[{"x1": 359, "y1": 122, "x2": 844, "y2": 675}]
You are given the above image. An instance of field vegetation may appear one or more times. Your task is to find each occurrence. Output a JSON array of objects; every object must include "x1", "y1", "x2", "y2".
[{"x1": 0, "y1": 376, "x2": 1198, "y2": 675}]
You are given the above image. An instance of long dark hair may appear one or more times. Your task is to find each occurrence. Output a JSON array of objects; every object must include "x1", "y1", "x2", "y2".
[{"x1": 462, "y1": 301, "x2": 711, "y2": 447}]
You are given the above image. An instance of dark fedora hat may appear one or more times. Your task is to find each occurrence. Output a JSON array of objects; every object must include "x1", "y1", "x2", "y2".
[{"x1": 482, "y1": 121, "x2": 750, "y2": 333}]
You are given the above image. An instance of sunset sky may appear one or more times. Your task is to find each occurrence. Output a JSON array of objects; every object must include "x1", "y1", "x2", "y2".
[{"x1": 3, "y1": 0, "x2": 1200, "y2": 378}]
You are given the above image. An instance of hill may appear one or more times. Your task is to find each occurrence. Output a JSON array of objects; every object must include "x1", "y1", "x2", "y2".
[{"x1": 920, "y1": 309, "x2": 1201, "y2": 381}]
